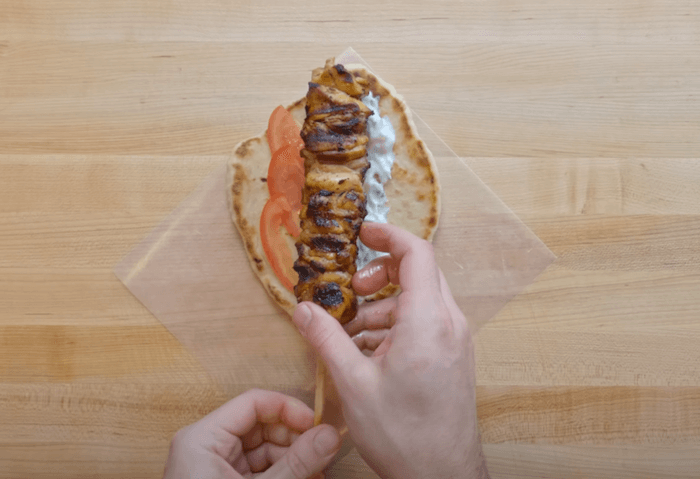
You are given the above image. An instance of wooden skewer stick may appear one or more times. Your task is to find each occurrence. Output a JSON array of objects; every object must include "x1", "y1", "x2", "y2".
[
  {"x1": 314, "y1": 357, "x2": 351, "y2": 437},
  {"x1": 313, "y1": 357, "x2": 325, "y2": 426}
]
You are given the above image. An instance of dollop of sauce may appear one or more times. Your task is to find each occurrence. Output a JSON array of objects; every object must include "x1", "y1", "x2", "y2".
[{"x1": 356, "y1": 92, "x2": 396, "y2": 271}]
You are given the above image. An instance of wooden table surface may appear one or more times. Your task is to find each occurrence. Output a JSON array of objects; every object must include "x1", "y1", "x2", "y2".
[{"x1": 2, "y1": 1, "x2": 700, "y2": 478}]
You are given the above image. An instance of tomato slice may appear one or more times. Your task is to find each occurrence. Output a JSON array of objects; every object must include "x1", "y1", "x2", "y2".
[
  {"x1": 261, "y1": 106, "x2": 307, "y2": 291},
  {"x1": 268, "y1": 143, "x2": 304, "y2": 209},
  {"x1": 260, "y1": 194, "x2": 298, "y2": 292},
  {"x1": 267, "y1": 106, "x2": 304, "y2": 156},
  {"x1": 282, "y1": 126, "x2": 305, "y2": 155},
  {"x1": 283, "y1": 206, "x2": 302, "y2": 238}
]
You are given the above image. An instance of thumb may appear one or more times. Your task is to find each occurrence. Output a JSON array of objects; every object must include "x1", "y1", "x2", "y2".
[
  {"x1": 293, "y1": 302, "x2": 368, "y2": 388},
  {"x1": 261, "y1": 425, "x2": 340, "y2": 479}
]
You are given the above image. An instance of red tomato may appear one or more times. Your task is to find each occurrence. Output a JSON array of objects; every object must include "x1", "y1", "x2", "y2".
[
  {"x1": 260, "y1": 194, "x2": 298, "y2": 292},
  {"x1": 281, "y1": 126, "x2": 305, "y2": 154},
  {"x1": 267, "y1": 143, "x2": 304, "y2": 209},
  {"x1": 267, "y1": 106, "x2": 304, "y2": 156},
  {"x1": 283, "y1": 206, "x2": 302, "y2": 238},
  {"x1": 260, "y1": 106, "x2": 306, "y2": 291}
]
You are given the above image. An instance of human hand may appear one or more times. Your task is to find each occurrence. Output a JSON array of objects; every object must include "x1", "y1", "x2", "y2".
[
  {"x1": 292, "y1": 222, "x2": 489, "y2": 479},
  {"x1": 162, "y1": 389, "x2": 341, "y2": 479}
]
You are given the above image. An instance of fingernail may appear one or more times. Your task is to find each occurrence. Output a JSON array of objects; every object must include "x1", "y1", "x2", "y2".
[
  {"x1": 294, "y1": 304, "x2": 312, "y2": 333},
  {"x1": 357, "y1": 263, "x2": 379, "y2": 281},
  {"x1": 313, "y1": 427, "x2": 340, "y2": 455},
  {"x1": 360, "y1": 221, "x2": 376, "y2": 236}
]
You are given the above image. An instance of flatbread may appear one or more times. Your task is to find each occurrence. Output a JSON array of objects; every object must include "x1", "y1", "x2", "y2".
[{"x1": 227, "y1": 64, "x2": 441, "y2": 317}]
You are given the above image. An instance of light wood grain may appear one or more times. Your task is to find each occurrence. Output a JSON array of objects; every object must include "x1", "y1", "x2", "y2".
[
  {"x1": 0, "y1": 383, "x2": 224, "y2": 479},
  {"x1": 489, "y1": 267, "x2": 700, "y2": 331},
  {"x1": 475, "y1": 327, "x2": 700, "y2": 387},
  {"x1": 2, "y1": 43, "x2": 700, "y2": 157},
  {"x1": 478, "y1": 386, "x2": 700, "y2": 445},
  {"x1": 0, "y1": 326, "x2": 205, "y2": 382},
  {"x1": 483, "y1": 444, "x2": 700, "y2": 479},
  {"x1": 2, "y1": 0, "x2": 700, "y2": 477},
  {"x1": 2, "y1": 0, "x2": 699, "y2": 44},
  {"x1": 465, "y1": 158, "x2": 700, "y2": 217}
]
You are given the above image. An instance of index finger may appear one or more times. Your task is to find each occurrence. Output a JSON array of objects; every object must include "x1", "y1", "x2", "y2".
[
  {"x1": 357, "y1": 222, "x2": 442, "y2": 300},
  {"x1": 197, "y1": 389, "x2": 314, "y2": 437}
]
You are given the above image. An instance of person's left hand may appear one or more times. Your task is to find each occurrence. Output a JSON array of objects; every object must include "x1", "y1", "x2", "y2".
[{"x1": 163, "y1": 388, "x2": 341, "y2": 479}]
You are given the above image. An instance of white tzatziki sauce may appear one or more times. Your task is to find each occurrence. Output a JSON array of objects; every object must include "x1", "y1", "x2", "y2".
[{"x1": 356, "y1": 92, "x2": 396, "y2": 271}]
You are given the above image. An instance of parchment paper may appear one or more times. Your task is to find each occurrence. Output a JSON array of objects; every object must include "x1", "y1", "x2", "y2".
[{"x1": 114, "y1": 47, "x2": 555, "y2": 470}]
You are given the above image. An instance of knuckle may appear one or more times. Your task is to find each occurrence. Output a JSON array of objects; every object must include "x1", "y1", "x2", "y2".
[
  {"x1": 404, "y1": 352, "x2": 431, "y2": 373},
  {"x1": 169, "y1": 429, "x2": 184, "y2": 449},
  {"x1": 436, "y1": 302, "x2": 453, "y2": 324},
  {"x1": 172, "y1": 427, "x2": 186, "y2": 443},
  {"x1": 434, "y1": 327, "x2": 456, "y2": 353},
  {"x1": 307, "y1": 321, "x2": 336, "y2": 356},
  {"x1": 171, "y1": 425, "x2": 193, "y2": 450},
  {"x1": 240, "y1": 387, "x2": 269, "y2": 404},
  {"x1": 454, "y1": 314, "x2": 471, "y2": 341},
  {"x1": 245, "y1": 387, "x2": 263, "y2": 397},
  {"x1": 461, "y1": 324, "x2": 475, "y2": 351},
  {"x1": 435, "y1": 317, "x2": 454, "y2": 343}
]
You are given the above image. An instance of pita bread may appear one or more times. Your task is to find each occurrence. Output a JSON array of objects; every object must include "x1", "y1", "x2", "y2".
[{"x1": 227, "y1": 63, "x2": 441, "y2": 317}]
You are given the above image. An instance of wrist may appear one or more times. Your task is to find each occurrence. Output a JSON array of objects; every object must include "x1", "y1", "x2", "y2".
[
  {"x1": 397, "y1": 432, "x2": 489, "y2": 479},
  {"x1": 439, "y1": 429, "x2": 490, "y2": 479}
]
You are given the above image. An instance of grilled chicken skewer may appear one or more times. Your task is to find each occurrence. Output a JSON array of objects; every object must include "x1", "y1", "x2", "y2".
[
  {"x1": 294, "y1": 61, "x2": 373, "y2": 325},
  {"x1": 294, "y1": 60, "x2": 373, "y2": 427}
]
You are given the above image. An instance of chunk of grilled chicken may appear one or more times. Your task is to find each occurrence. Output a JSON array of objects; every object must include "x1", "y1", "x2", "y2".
[
  {"x1": 305, "y1": 108, "x2": 368, "y2": 134},
  {"x1": 301, "y1": 117, "x2": 369, "y2": 153},
  {"x1": 293, "y1": 167, "x2": 366, "y2": 323},
  {"x1": 306, "y1": 83, "x2": 371, "y2": 117},
  {"x1": 295, "y1": 242, "x2": 357, "y2": 277},
  {"x1": 300, "y1": 152, "x2": 371, "y2": 186},
  {"x1": 295, "y1": 271, "x2": 356, "y2": 321},
  {"x1": 300, "y1": 166, "x2": 366, "y2": 219},
  {"x1": 299, "y1": 191, "x2": 365, "y2": 244},
  {"x1": 311, "y1": 59, "x2": 369, "y2": 99},
  {"x1": 294, "y1": 60, "x2": 372, "y2": 324},
  {"x1": 302, "y1": 83, "x2": 372, "y2": 157}
]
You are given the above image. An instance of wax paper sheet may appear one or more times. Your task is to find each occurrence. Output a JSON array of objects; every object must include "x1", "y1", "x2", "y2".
[{"x1": 114, "y1": 47, "x2": 555, "y2": 471}]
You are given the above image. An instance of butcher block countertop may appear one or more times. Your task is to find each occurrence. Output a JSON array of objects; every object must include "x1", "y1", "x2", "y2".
[{"x1": 2, "y1": 1, "x2": 700, "y2": 478}]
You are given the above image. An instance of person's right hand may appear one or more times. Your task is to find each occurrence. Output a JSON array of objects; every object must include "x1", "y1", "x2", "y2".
[{"x1": 292, "y1": 222, "x2": 490, "y2": 479}]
